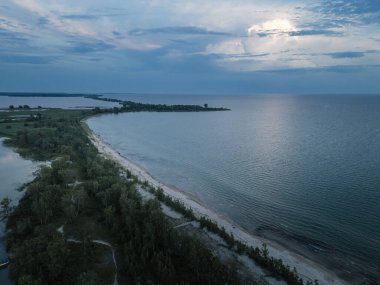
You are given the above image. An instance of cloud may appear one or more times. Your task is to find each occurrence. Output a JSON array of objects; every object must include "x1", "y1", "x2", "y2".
[
  {"x1": 247, "y1": 17, "x2": 344, "y2": 38},
  {"x1": 0, "y1": 54, "x2": 56, "y2": 64},
  {"x1": 0, "y1": 16, "x2": 27, "y2": 31},
  {"x1": 326, "y1": 51, "x2": 365, "y2": 59},
  {"x1": 12, "y1": 0, "x2": 100, "y2": 38},
  {"x1": 206, "y1": 39, "x2": 246, "y2": 57},
  {"x1": 254, "y1": 29, "x2": 342, "y2": 38},
  {"x1": 300, "y1": 19, "x2": 351, "y2": 30},
  {"x1": 0, "y1": 30, "x2": 37, "y2": 53},
  {"x1": 311, "y1": 1, "x2": 380, "y2": 25},
  {"x1": 248, "y1": 19, "x2": 295, "y2": 36},
  {"x1": 288, "y1": 29, "x2": 342, "y2": 37},
  {"x1": 66, "y1": 40, "x2": 115, "y2": 53},
  {"x1": 60, "y1": 13, "x2": 127, "y2": 21},
  {"x1": 1, "y1": 0, "x2": 380, "y2": 93},
  {"x1": 221, "y1": 53, "x2": 270, "y2": 59},
  {"x1": 61, "y1": 14, "x2": 97, "y2": 20},
  {"x1": 0, "y1": 30, "x2": 29, "y2": 44},
  {"x1": 10, "y1": 0, "x2": 155, "y2": 51},
  {"x1": 129, "y1": 26, "x2": 231, "y2": 36},
  {"x1": 321, "y1": 64, "x2": 379, "y2": 73},
  {"x1": 325, "y1": 50, "x2": 380, "y2": 59},
  {"x1": 250, "y1": 63, "x2": 380, "y2": 75},
  {"x1": 315, "y1": 0, "x2": 380, "y2": 15},
  {"x1": 37, "y1": 17, "x2": 49, "y2": 27}
]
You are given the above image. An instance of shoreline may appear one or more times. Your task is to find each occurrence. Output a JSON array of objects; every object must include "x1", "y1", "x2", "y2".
[
  {"x1": 87, "y1": 125, "x2": 349, "y2": 285},
  {"x1": 0, "y1": 137, "x2": 39, "y2": 285}
]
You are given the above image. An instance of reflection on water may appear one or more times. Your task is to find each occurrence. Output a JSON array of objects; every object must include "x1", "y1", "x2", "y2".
[
  {"x1": 0, "y1": 139, "x2": 39, "y2": 284},
  {"x1": 88, "y1": 94, "x2": 380, "y2": 283}
]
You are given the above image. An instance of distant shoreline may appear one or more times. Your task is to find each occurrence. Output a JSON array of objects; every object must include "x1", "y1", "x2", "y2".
[
  {"x1": 86, "y1": 120, "x2": 348, "y2": 285},
  {"x1": 0, "y1": 92, "x2": 87, "y2": 97}
]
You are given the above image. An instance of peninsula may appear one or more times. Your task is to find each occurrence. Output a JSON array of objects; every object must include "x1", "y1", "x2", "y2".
[{"x1": 0, "y1": 95, "x2": 333, "y2": 285}]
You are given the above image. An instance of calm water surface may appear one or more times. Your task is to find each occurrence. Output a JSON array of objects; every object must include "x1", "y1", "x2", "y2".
[
  {"x1": 88, "y1": 94, "x2": 380, "y2": 284},
  {"x1": 0, "y1": 140, "x2": 39, "y2": 284}
]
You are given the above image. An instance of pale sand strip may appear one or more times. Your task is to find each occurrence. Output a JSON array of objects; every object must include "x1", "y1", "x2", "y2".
[{"x1": 88, "y1": 128, "x2": 348, "y2": 285}]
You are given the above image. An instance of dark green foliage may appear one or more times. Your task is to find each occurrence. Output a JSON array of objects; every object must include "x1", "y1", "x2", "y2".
[
  {"x1": 86, "y1": 95, "x2": 230, "y2": 112},
  {"x1": 0, "y1": 197, "x2": 14, "y2": 221},
  {"x1": 77, "y1": 270, "x2": 100, "y2": 285},
  {"x1": 152, "y1": 187, "x2": 195, "y2": 219},
  {"x1": 8, "y1": 230, "x2": 73, "y2": 284}
]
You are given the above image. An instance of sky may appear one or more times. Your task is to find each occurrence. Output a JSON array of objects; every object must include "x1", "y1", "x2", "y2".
[{"x1": 0, "y1": 0, "x2": 380, "y2": 94}]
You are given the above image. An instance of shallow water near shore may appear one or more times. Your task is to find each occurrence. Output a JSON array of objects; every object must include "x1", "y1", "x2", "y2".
[
  {"x1": 88, "y1": 94, "x2": 380, "y2": 284},
  {"x1": 0, "y1": 140, "x2": 39, "y2": 284}
]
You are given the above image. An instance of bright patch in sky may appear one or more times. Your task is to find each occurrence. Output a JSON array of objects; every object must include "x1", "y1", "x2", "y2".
[
  {"x1": 0, "y1": 0, "x2": 379, "y2": 93},
  {"x1": 248, "y1": 19, "x2": 295, "y2": 35}
]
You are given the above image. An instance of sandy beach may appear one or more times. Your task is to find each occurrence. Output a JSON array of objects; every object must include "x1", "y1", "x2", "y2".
[{"x1": 88, "y1": 127, "x2": 349, "y2": 285}]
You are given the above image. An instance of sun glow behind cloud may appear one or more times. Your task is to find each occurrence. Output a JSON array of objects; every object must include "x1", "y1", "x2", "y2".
[{"x1": 248, "y1": 19, "x2": 296, "y2": 36}]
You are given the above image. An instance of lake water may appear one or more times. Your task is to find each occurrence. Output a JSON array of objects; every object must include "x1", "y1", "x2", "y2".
[
  {"x1": 88, "y1": 94, "x2": 380, "y2": 284},
  {"x1": 0, "y1": 140, "x2": 39, "y2": 284}
]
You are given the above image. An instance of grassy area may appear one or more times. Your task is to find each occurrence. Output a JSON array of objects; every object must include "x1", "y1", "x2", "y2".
[{"x1": 0, "y1": 108, "x2": 86, "y2": 139}]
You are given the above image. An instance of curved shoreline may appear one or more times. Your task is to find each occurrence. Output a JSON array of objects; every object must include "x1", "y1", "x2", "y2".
[{"x1": 87, "y1": 125, "x2": 349, "y2": 285}]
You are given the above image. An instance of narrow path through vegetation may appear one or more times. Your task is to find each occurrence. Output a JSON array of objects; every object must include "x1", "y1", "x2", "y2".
[{"x1": 58, "y1": 225, "x2": 118, "y2": 285}]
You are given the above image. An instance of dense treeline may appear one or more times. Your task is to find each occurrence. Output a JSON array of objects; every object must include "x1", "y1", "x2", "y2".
[
  {"x1": 86, "y1": 95, "x2": 230, "y2": 112},
  {"x1": 1, "y1": 109, "x2": 252, "y2": 284}
]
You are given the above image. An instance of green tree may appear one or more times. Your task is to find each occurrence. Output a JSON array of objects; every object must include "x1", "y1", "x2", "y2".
[
  {"x1": 31, "y1": 190, "x2": 54, "y2": 225},
  {"x1": 46, "y1": 236, "x2": 71, "y2": 282},
  {"x1": 76, "y1": 270, "x2": 99, "y2": 285},
  {"x1": 0, "y1": 197, "x2": 14, "y2": 221},
  {"x1": 18, "y1": 275, "x2": 42, "y2": 285},
  {"x1": 104, "y1": 205, "x2": 115, "y2": 226}
]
